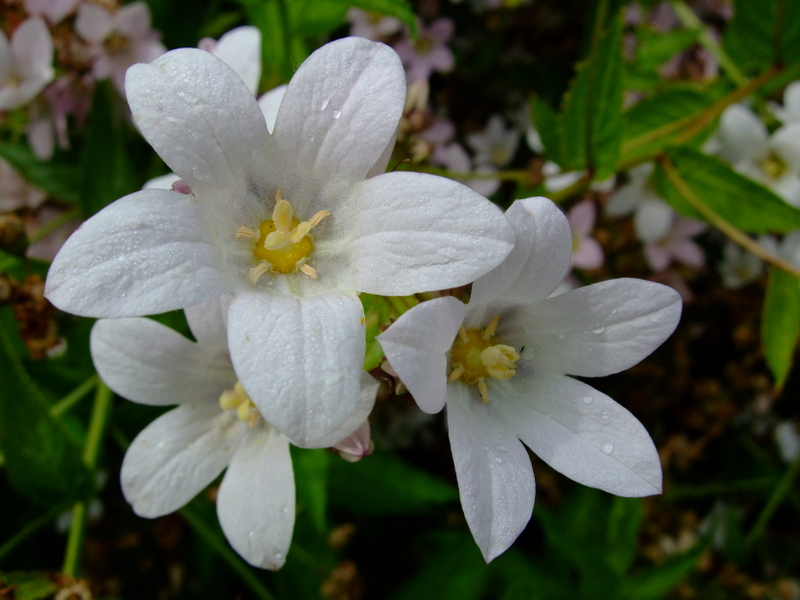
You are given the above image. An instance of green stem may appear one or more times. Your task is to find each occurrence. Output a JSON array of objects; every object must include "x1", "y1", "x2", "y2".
[
  {"x1": 664, "y1": 477, "x2": 777, "y2": 500},
  {"x1": 0, "y1": 504, "x2": 67, "y2": 563},
  {"x1": 180, "y1": 506, "x2": 278, "y2": 600},
  {"x1": 745, "y1": 451, "x2": 800, "y2": 546},
  {"x1": 28, "y1": 207, "x2": 81, "y2": 245},
  {"x1": 61, "y1": 382, "x2": 113, "y2": 577},
  {"x1": 50, "y1": 375, "x2": 99, "y2": 418},
  {"x1": 669, "y1": 1, "x2": 747, "y2": 86},
  {"x1": 658, "y1": 155, "x2": 800, "y2": 280}
]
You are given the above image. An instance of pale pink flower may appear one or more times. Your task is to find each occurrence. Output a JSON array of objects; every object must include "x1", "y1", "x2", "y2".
[
  {"x1": 567, "y1": 200, "x2": 604, "y2": 270},
  {"x1": 0, "y1": 17, "x2": 54, "y2": 110},
  {"x1": 75, "y1": 1, "x2": 165, "y2": 93},
  {"x1": 643, "y1": 216, "x2": 706, "y2": 272},
  {"x1": 347, "y1": 8, "x2": 403, "y2": 40},
  {"x1": 23, "y1": 0, "x2": 82, "y2": 24},
  {"x1": 467, "y1": 115, "x2": 520, "y2": 169},
  {"x1": 198, "y1": 27, "x2": 261, "y2": 95},
  {"x1": 0, "y1": 158, "x2": 46, "y2": 212},
  {"x1": 393, "y1": 19, "x2": 455, "y2": 81},
  {"x1": 27, "y1": 73, "x2": 93, "y2": 159}
]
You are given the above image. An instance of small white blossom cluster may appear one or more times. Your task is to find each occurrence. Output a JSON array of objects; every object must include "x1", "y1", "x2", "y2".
[{"x1": 45, "y1": 36, "x2": 681, "y2": 568}]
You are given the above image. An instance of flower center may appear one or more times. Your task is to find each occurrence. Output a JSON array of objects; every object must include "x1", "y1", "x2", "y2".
[
  {"x1": 760, "y1": 151, "x2": 787, "y2": 179},
  {"x1": 235, "y1": 190, "x2": 330, "y2": 284},
  {"x1": 491, "y1": 147, "x2": 508, "y2": 167},
  {"x1": 219, "y1": 381, "x2": 261, "y2": 427},
  {"x1": 414, "y1": 36, "x2": 434, "y2": 55},
  {"x1": 448, "y1": 316, "x2": 520, "y2": 403},
  {"x1": 103, "y1": 30, "x2": 130, "y2": 54}
]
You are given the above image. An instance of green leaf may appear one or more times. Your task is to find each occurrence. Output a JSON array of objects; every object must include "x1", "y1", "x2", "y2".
[
  {"x1": 723, "y1": 0, "x2": 800, "y2": 72},
  {"x1": 0, "y1": 572, "x2": 57, "y2": 600},
  {"x1": 0, "y1": 318, "x2": 94, "y2": 506},
  {"x1": 605, "y1": 497, "x2": 644, "y2": 575},
  {"x1": 347, "y1": 0, "x2": 418, "y2": 37},
  {"x1": 328, "y1": 448, "x2": 458, "y2": 515},
  {"x1": 762, "y1": 268, "x2": 800, "y2": 386},
  {"x1": 287, "y1": 0, "x2": 348, "y2": 37},
  {"x1": 621, "y1": 86, "x2": 727, "y2": 162},
  {"x1": 0, "y1": 143, "x2": 81, "y2": 204},
  {"x1": 80, "y1": 81, "x2": 139, "y2": 217},
  {"x1": 615, "y1": 536, "x2": 709, "y2": 600},
  {"x1": 243, "y1": 0, "x2": 299, "y2": 89},
  {"x1": 290, "y1": 447, "x2": 329, "y2": 533},
  {"x1": 652, "y1": 146, "x2": 800, "y2": 233},
  {"x1": 531, "y1": 95, "x2": 566, "y2": 166},
  {"x1": 633, "y1": 27, "x2": 702, "y2": 72},
  {"x1": 561, "y1": 14, "x2": 624, "y2": 178}
]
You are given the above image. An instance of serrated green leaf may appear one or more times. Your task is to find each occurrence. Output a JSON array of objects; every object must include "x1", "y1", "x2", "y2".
[
  {"x1": 531, "y1": 95, "x2": 566, "y2": 166},
  {"x1": 762, "y1": 268, "x2": 800, "y2": 386},
  {"x1": 290, "y1": 447, "x2": 329, "y2": 533},
  {"x1": 561, "y1": 14, "x2": 624, "y2": 178},
  {"x1": 0, "y1": 317, "x2": 94, "y2": 506},
  {"x1": 81, "y1": 81, "x2": 139, "y2": 217},
  {"x1": 652, "y1": 146, "x2": 800, "y2": 233},
  {"x1": 328, "y1": 448, "x2": 457, "y2": 515},
  {"x1": 0, "y1": 572, "x2": 57, "y2": 600},
  {"x1": 0, "y1": 143, "x2": 81, "y2": 204},
  {"x1": 347, "y1": 0, "x2": 418, "y2": 37},
  {"x1": 634, "y1": 27, "x2": 702, "y2": 72},
  {"x1": 723, "y1": 0, "x2": 800, "y2": 72}
]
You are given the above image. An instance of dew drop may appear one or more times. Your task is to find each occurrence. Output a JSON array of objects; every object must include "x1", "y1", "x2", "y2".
[
  {"x1": 592, "y1": 325, "x2": 606, "y2": 334},
  {"x1": 582, "y1": 396, "x2": 593, "y2": 404},
  {"x1": 611, "y1": 309, "x2": 618, "y2": 314},
  {"x1": 332, "y1": 109, "x2": 342, "y2": 119},
  {"x1": 191, "y1": 165, "x2": 208, "y2": 180},
  {"x1": 601, "y1": 410, "x2": 611, "y2": 419},
  {"x1": 557, "y1": 333, "x2": 566, "y2": 340},
  {"x1": 494, "y1": 457, "x2": 503, "y2": 464},
  {"x1": 602, "y1": 442, "x2": 614, "y2": 454},
  {"x1": 319, "y1": 98, "x2": 329, "y2": 110},
  {"x1": 488, "y1": 463, "x2": 495, "y2": 469},
  {"x1": 275, "y1": 552, "x2": 284, "y2": 560},
  {"x1": 496, "y1": 444, "x2": 508, "y2": 453}
]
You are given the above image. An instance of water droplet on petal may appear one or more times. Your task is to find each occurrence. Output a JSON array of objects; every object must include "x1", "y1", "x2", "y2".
[
  {"x1": 602, "y1": 442, "x2": 614, "y2": 454},
  {"x1": 601, "y1": 410, "x2": 611, "y2": 419},
  {"x1": 593, "y1": 325, "x2": 606, "y2": 334},
  {"x1": 488, "y1": 463, "x2": 495, "y2": 469},
  {"x1": 275, "y1": 552, "x2": 284, "y2": 560},
  {"x1": 496, "y1": 444, "x2": 507, "y2": 453},
  {"x1": 191, "y1": 165, "x2": 208, "y2": 180},
  {"x1": 611, "y1": 309, "x2": 618, "y2": 314},
  {"x1": 494, "y1": 457, "x2": 503, "y2": 464},
  {"x1": 557, "y1": 333, "x2": 566, "y2": 340},
  {"x1": 582, "y1": 396, "x2": 593, "y2": 404},
  {"x1": 319, "y1": 98, "x2": 329, "y2": 110},
  {"x1": 332, "y1": 109, "x2": 342, "y2": 119}
]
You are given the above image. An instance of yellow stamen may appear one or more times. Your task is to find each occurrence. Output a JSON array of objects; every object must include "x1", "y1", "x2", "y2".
[
  {"x1": 458, "y1": 327, "x2": 469, "y2": 343},
  {"x1": 236, "y1": 226, "x2": 255, "y2": 239},
  {"x1": 248, "y1": 263, "x2": 270, "y2": 284},
  {"x1": 300, "y1": 264, "x2": 318, "y2": 279},
  {"x1": 219, "y1": 381, "x2": 261, "y2": 427},
  {"x1": 477, "y1": 380, "x2": 489, "y2": 404},
  {"x1": 448, "y1": 364, "x2": 465, "y2": 381},
  {"x1": 483, "y1": 316, "x2": 500, "y2": 339},
  {"x1": 307, "y1": 210, "x2": 331, "y2": 229}
]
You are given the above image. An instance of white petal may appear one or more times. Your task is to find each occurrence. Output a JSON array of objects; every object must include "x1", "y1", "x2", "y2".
[
  {"x1": 271, "y1": 37, "x2": 405, "y2": 189},
  {"x1": 12, "y1": 18, "x2": 53, "y2": 84},
  {"x1": 0, "y1": 30, "x2": 10, "y2": 82},
  {"x1": 306, "y1": 371, "x2": 380, "y2": 448},
  {"x1": 634, "y1": 198, "x2": 674, "y2": 244},
  {"x1": 447, "y1": 384, "x2": 535, "y2": 562},
  {"x1": 377, "y1": 296, "x2": 466, "y2": 414},
  {"x1": 211, "y1": 26, "x2": 262, "y2": 95},
  {"x1": 91, "y1": 318, "x2": 233, "y2": 406},
  {"x1": 785, "y1": 81, "x2": 800, "y2": 123},
  {"x1": 513, "y1": 278, "x2": 682, "y2": 377},
  {"x1": 331, "y1": 172, "x2": 514, "y2": 296},
  {"x1": 605, "y1": 182, "x2": 642, "y2": 217},
  {"x1": 257, "y1": 84, "x2": 287, "y2": 134},
  {"x1": 227, "y1": 292, "x2": 366, "y2": 447},
  {"x1": 45, "y1": 189, "x2": 229, "y2": 317},
  {"x1": 75, "y1": 3, "x2": 114, "y2": 43},
  {"x1": 771, "y1": 123, "x2": 800, "y2": 174},
  {"x1": 143, "y1": 172, "x2": 179, "y2": 189},
  {"x1": 125, "y1": 49, "x2": 271, "y2": 218},
  {"x1": 217, "y1": 428, "x2": 295, "y2": 570},
  {"x1": 544, "y1": 170, "x2": 584, "y2": 193},
  {"x1": 185, "y1": 295, "x2": 231, "y2": 345},
  {"x1": 771, "y1": 175, "x2": 800, "y2": 208},
  {"x1": 718, "y1": 104, "x2": 769, "y2": 163},
  {"x1": 499, "y1": 373, "x2": 662, "y2": 496},
  {"x1": 121, "y1": 404, "x2": 242, "y2": 517},
  {"x1": 470, "y1": 197, "x2": 572, "y2": 306}
]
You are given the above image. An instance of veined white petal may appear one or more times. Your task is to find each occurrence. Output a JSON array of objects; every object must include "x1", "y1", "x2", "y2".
[
  {"x1": 447, "y1": 384, "x2": 535, "y2": 562},
  {"x1": 91, "y1": 318, "x2": 233, "y2": 406},
  {"x1": 227, "y1": 292, "x2": 366, "y2": 447},
  {"x1": 185, "y1": 294, "x2": 232, "y2": 346},
  {"x1": 45, "y1": 189, "x2": 229, "y2": 317},
  {"x1": 121, "y1": 404, "x2": 242, "y2": 517},
  {"x1": 471, "y1": 197, "x2": 572, "y2": 306},
  {"x1": 511, "y1": 278, "x2": 681, "y2": 378},
  {"x1": 217, "y1": 428, "x2": 295, "y2": 570},
  {"x1": 271, "y1": 37, "x2": 405, "y2": 195},
  {"x1": 257, "y1": 85, "x2": 287, "y2": 134},
  {"x1": 330, "y1": 172, "x2": 514, "y2": 296},
  {"x1": 377, "y1": 296, "x2": 466, "y2": 414},
  {"x1": 499, "y1": 373, "x2": 662, "y2": 496},
  {"x1": 212, "y1": 26, "x2": 262, "y2": 95},
  {"x1": 143, "y1": 173, "x2": 180, "y2": 190},
  {"x1": 306, "y1": 371, "x2": 380, "y2": 448}
]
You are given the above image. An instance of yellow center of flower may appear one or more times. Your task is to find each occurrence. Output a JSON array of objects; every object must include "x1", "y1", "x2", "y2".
[
  {"x1": 760, "y1": 151, "x2": 788, "y2": 179},
  {"x1": 414, "y1": 36, "x2": 434, "y2": 55},
  {"x1": 235, "y1": 190, "x2": 330, "y2": 284},
  {"x1": 448, "y1": 316, "x2": 520, "y2": 403},
  {"x1": 219, "y1": 381, "x2": 261, "y2": 427},
  {"x1": 103, "y1": 30, "x2": 130, "y2": 54}
]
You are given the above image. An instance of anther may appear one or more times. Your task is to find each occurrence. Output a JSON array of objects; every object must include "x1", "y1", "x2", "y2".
[
  {"x1": 307, "y1": 210, "x2": 331, "y2": 229},
  {"x1": 483, "y1": 316, "x2": 500, "y2": 339},
  {"x1": 236, "y1": 226, "x2": 255, "y2": 239},
  {"x1": 300, "y1": 264, "x2": 318, "y2": 279},
  {"x1": 477, "y1": 380, "x2": 489, "y2": 404},
  {"x1": 458, "y1": 327, "x2": 469, "y2": 343},
  {"x1": 248, "y1": 263, "x2": 270, "y2": 284},
  {"x1": 448, "y1": 364, "x2": 465, "y2": 381}
]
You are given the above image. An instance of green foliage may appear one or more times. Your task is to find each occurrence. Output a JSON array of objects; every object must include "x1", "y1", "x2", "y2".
[
  {"x1": 328, "y1": 448, "x2": 458, "y2": 515},
  {"x1": 652, "y1": 147, "x2": 800, "y2": 232},
  {"x1": 0, "y1": 572, "x2": 57, "y2": 600},
  {"x1": 762, "y1": 268, "x2": 800, "y2": 387},
  {"x1": 291, "y1": 447, "x2": 330, "y2": 533},
  {"x1": 724, "y1": 0, "x2": 800, "y2": 72},
  {"x1": 626, "y1": 28, "x2": 702, "y2": 91},
  {"x1": 0, "y1": 315, "x2": 94, "y2": 507}
]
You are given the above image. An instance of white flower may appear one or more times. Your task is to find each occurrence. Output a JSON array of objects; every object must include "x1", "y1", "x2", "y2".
[
  {"x1": 377, "y1": 197, "x2": 680, "y2": 561},
  {"x1": 91, "y1": 297, "x2": 378, "y2": 569},
  {"x1": 23, "y1": 0, "x2": 81, "y2": 24},
  {"x1": 198, "y1": 26, "x2": 261, "y2": 95},
  {"x1": 606, "y1": 163, "x2": 675, "y2": 244},
  {"x1": 771, "y1": 81, "x2": 800, "y2": 125},
  {"x1": 45, "y1": 38, "x2": 514, "y2": 447},
  {"x1": 717, "y1": 240, "x2": 762, "y2": 289},
  {"x1": 432, "y1": 142, "x2": 500, "y2": 197},
  {"x1": 0, "y1": 157, "x2": 46, "y2": 212},
  {"x1": 0, "y1": 17, "x2": 54, "y2": 111},
  {"x1": 347, "y1": 8, "x2": 403, "y2": 41},
  {"x1": 716, "y1": 104, "x2": 800, "y2": 207},
  {"x1": 467, "y1": 115, "x2": 520, "y2": 169},
  {"x1": 75, "y1": 1, "x2": 165, "y2": 93}
]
